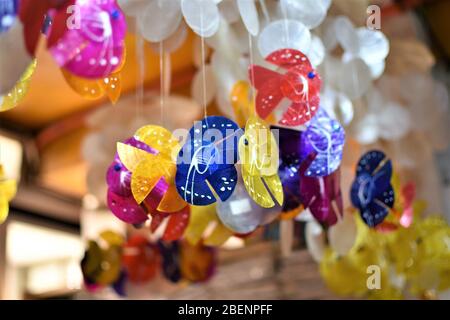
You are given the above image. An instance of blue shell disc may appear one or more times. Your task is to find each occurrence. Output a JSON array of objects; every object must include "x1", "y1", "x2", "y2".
[
  {"x1": 176, "y1": 116, "x2": 242, "y2": 206},
  {"x1": 300, "y1": 108, "x2": 345, "y2": 177},
  {"x1": 350, "y1": 150, "x2": 395, "y2": 227}
]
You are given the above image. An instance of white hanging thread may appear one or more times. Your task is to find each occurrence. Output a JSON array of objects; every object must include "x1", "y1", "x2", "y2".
[
  {"x1": 159, "y1": 41, "x2": 165, "y2": 126},
  {"x1": 248, "y1": 32, "x2": 256, "y2": 109},
  {"x1": 259, "y1": 0, "x2": 270, "y2": 23},
  {"x1": 135, "y1": 24, "x2": 145, "y2": 119},
  {"x1": 200, "y1": 6, "x2": 208, "y2": 124}
]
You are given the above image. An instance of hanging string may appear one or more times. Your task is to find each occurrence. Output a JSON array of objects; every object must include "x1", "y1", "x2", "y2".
[
  {"x1": 259, "y1": 0, "x2": 270, "y2": 23},
  {"x1": 159, "y1": 41, "x2": 165, "y2": 126},
  {"x1": 200, "y1": 8, "x2": 208, "y2": 125},
  {"x1": 280, "y1": 0, "x2": 290, "y2": 46},
  {"x1": 135, "y1": 25, "x2": 145, "y2": 120},
  {"x1": 248, "y1": 32, "x2": 256, "y2": 117}
]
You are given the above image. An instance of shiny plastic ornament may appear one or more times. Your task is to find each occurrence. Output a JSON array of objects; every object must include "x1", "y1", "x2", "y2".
[
  {"x1": 157, "y1": 241, "x2": 182, "y2": 283},
  {"x1": 107, "y1": 138, "x2": 154, "y2": 224},
  {"x1": 62, "y1": 68, "x2": 123, "y2": 104},
  {"x1": 185, "y1": 204, "x2": 234, "y2": 246},
  {"x1": 179, "y1": 240, "x2": 216, "y2": 283},
  {"x1": 350, "y1": 150, "x2": 395, "y2": 227},
  {"x1": 239, "y1": 116, "x2": 283, "y2": 208},
  {"x1": 50, "y1": 0, "x2": 127, "y2": 79},
  {"x1": 175, "y1": 116, "x2": 242, "y2": 206},
  {"x1": 0, "y1": 0, "x2": 18, "y2": 33},
  {"x1": 338, "y1": 58, "x2": 372, "y2": 100},
  {"x1": 118, "y1": 126, "x2": 186, "y2": 213},
  {"x1": 258, "y1": 20, "x2": 311, "y2": 59},
  {"x1": 0, "y1": 19, "x2": 32, "y2": 95},
  {"x1": 19, "y1": 0, "x2": 75, "y2": 55},
  {"x1": 217, "y1": 181, "x2": 280, "y2": 234},
  {"x1": 237, "y1": 0, "x2": 259, "y2": 36},
  {"x1": 81, "y1": 239, "x2": 122, "y2": 286},
  {"x1": 148, "y1": 22, "x2": 188, "y2": 54},
  {"x1": 249, "y1": 48, "x2": 321, "y2": 126},
  {"x1": 0, "y1": 59, "x2": 36, "y2": 112},
  {"x1": 137, "y1": 0, "x2": 182, "y2": 42},
  {"x1": 181, "y1": 0, "x2": 220, "y2": 38},
  {"x1": 300, "y1": 109, "x2": 345, "y2": 177},
  {"x1": 376, "y1": 180, "x2": 415, "y2": 232},
  {"x1": 149, "y1": 206, "x2": 190, "y2": 242},
  {"x1": 0, "y1": 164, "x2": 16, "y2": 224},
  {"x1": 280, "y1": 0, "x2": 329, "y2": 29},
  {"x1": 122, "y1": 235, "x2": 160, "y2": 284},
  {"x1": 275, "y1": 126, "x2": 303, "y2": 213},
  {"x1": 300, "y1": 161, "x2": 344, "y2": 227}
]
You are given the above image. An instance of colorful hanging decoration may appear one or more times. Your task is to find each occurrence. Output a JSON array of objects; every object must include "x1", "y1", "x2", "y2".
[
  {"x1": 61, "y1": 66, "x2": 123, "y2": 104},
  {"x1": 249, "y1": 48, "x2": 321, "y2": 126},
  {"x1": 81, "y1": 231, "x2": 217, "y2": 294},
  {"x1": 49, "y1": 0, "x2": 127, "y2": 79},
  {"x1": 185, "y1": 204, "x2": 234, "y2": 247},
  {"x1": 106, "y1": 138, "x2": 151, "y2": 224},
  {"x1": 81, "y1": 231, "x2": 124, "y2": 288},
  {"x1": 0, "y1": 59, "x2": 36, "y2": 112},
  {"x1": 319, "y1": 209, "x2": 450, "y2": 300},
  {"x1": 216, "y1": 180, "x2": 280, "y2": 234},
  {"x1": 274, "y1": 126, "x2": 303, "y2": 215},
  {"x1": 375, "y1": 177, "x2": 416, "y2": 232},
  {"x1": 0, "y1": 164, "x2": 16, "y2": 224},
  {"x1": 122, "y1": 235, "x2": 160, "y2": 284},
  {"x1": 148, "y1": 206, "x2": 190, "y2": 242},
  {"x1": 175, "y1": 116, "x2": 242, "y2": 206},
  {"x1": 158, "y1": 240, "x2": 182, "y2": 283},
  {"x1": 0, "y1": 0, "x2": 18, "y2": 34},
  {"x1": 107, "y1": 137, "x2": 190, "y2": 241},
  {"x1": 179, "y1": 240, "x2": 216, "y2": 283},
  {"x1": 350, "y1": 150, "x2": 395, "y2": 227},
  {"x1": 239, "y1": 116, "x2": 283, "y2": 208},
  {"x1": 300, "y1": 155, "x2": 344, "y2": 227},
  {"x1": 19, "y1": 0, "x2": 75, "y2": 56},
  {"x1": 117, "y1": 125, "x2": 186, "y2": 213},
  {"x1": 300, "y1": 109, "x2": 345, "y2": 177}
]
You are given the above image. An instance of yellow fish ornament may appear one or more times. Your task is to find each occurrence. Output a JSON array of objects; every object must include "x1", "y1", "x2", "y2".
[{"x1": 239, "y1": 116, "x2": 283, "y2": 208}]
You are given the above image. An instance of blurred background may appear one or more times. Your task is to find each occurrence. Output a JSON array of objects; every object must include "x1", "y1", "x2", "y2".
[{"x1": 0, "y1": 0, "x2": 449, "y2": 300}]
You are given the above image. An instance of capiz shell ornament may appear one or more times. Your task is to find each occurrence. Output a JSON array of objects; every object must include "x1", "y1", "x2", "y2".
[
  {"x1": 249, "y1": 48, "x2": 321, "y2": 126},
  {"x1": 175, "y1": 116, "x2": 243, "y2": 206},
  {"x1": 350, "y1": 150, "x2": 395, "y2": 227},
  {"x1": 300, "y1": 108, "x2": 345, "y2": 177},
  {"x1": 217, "y1": 181, "x2": 280, "y2": 234},
  {"x1": 117, "y1": 126, "x2": 186, "y2": 213},
  {"x1": 50, "y1": 0, "x2": 127, "y2": 79},
  {"x1": 185, "y1": 204, "x2": 234, "y2": 247},
  {"x1": 300, "y1": 165, "x2": 344, "y2": 227},
  {"x1": 239, "y1": 116, "x2": 283, "y2": 208}
]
